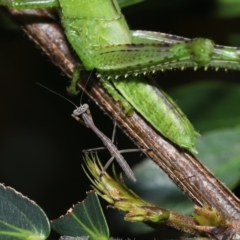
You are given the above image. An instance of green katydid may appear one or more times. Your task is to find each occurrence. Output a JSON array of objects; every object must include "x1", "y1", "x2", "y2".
[{"x1": 1, "y1": 0, "x2": 240, "y2": 154}]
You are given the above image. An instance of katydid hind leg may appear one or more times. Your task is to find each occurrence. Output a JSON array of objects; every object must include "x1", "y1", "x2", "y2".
[
  {"x1": 94, "y1": 38, "x2": 215, "y2": 77},
  {"x1": 131, "y1": 30, "x2": 189, "y2": 44},
  {"x1": 95, "y1": 38, "x2": 240, "y2": 77},
  {"x1": 0, "y1": 0, "x2": 59, "y2": 9}
]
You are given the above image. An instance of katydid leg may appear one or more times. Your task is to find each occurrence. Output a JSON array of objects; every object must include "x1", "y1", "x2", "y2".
[
  {"x1": 131, "y1": 30, "x2": 189, "y2": 44},
  {"x1": 0, "y1": 0, "x2": 59, "y2": 9}
]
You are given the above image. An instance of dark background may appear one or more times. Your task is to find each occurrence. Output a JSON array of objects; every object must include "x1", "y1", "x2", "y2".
[{"x1": 0, "y1": 0, "x2": 240, "y2": 239}]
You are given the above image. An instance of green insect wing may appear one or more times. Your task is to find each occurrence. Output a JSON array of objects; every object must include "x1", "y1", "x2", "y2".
[{"x1": 111, "y1": 76, "x2": 198, "y2": 153}]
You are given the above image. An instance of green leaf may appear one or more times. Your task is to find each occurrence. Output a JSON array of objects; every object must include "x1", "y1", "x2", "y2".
[
  {"x1": 170, "y1": 81, "x2": 240, "y2": 132},
  {"x1": 215, "y1": 0, "x2": 240, "y2": 18},
  {"x1": 0, "y1": 184, "x2": 50, "y2": 240},
  {"x1": 51, "y1": 191, "x2": 109, "y2": 240},
  {"x1": 197, "y1": 128, "x2": 240, "y2": 189}
]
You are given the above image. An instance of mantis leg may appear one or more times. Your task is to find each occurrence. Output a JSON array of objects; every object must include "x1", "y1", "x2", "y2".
[{"x1": 0, "y1": 0, "x2": 59, "y2": 9}]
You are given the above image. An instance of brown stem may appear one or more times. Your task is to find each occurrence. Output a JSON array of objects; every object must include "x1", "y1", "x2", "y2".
[{"x1": 4, "y1": 7, "x2": 240, "y2": 232}]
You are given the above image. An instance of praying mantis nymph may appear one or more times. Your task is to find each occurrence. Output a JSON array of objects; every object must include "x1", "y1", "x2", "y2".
[
  {"x1": 37, "y1": 83, "x2": 138, "y2": 182},
  {"x1": 1, "y1": 0, "x2": 240, "y2": 153},
  {"x1": 71, "y1": 103, "x2": 137, "y2": 182}
]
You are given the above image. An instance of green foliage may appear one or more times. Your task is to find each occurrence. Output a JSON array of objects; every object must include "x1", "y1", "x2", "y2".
[
  {"x1": 0, "y1": 185, "x2": 108, "y2": 240},
  {"x1": 215, "y1": 0, "x2": 240, "y2": 17},
  {"x1": 170, "y1": 81, "x2": 240, "y2": 132},
  {"x1": 0, "y1": 184, "x2": 50, "y2": 240},
  {"x1": 51, "y1": 191, "x2": 109, "y2": 240}
]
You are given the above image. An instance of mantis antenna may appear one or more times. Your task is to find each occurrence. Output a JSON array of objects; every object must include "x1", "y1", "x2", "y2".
[
  {"x1": 37, "y1": 83, "x2": 137, "y2": 182},
  {"x1": 37, "y1": 83, "x2": 78, "y2": 108}
]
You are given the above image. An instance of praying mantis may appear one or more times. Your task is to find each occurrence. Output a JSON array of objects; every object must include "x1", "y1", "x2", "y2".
[{"x1": 1, "y1": 0, "x2": 240, "y2": 154}]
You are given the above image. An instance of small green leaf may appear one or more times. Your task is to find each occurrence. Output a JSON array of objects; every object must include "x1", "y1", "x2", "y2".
[
  {"x1": 51, "y1": 191, "x2": 109, "y2": 240},
  {"x1": 215, "y1": 0, "x2": 240, "y2": 18},
  {"x1": 60, "y1": 237, "x2": 88, "y2": 240},
  {"x1": 0, "y1": 184, "x2": 50, "y2": 240},
  {"x1": 197, "y1": 128, "x2": 240, "y2": 189},
  {"x1": 170, "y1": 81, "x2": 240, "y2": 132}
]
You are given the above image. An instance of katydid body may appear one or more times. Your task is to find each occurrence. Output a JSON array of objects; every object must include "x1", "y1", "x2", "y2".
[{"x1": 2, "y1": 0, "x2": 240, "y2": 153}]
